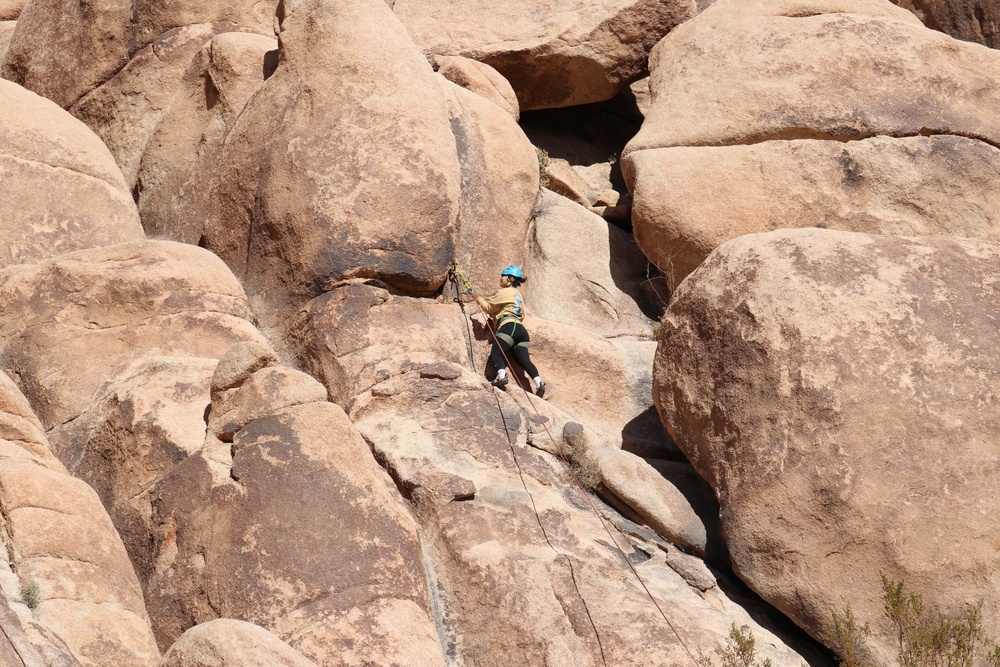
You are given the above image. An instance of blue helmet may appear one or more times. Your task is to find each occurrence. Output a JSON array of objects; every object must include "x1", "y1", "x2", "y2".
[{"x1": 501, "y1": 265, "x2": 524, "y2": 279}]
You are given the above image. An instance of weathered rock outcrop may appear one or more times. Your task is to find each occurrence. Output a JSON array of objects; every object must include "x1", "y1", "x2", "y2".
[
  {"x1": 654, "y1": 228, "x2": 1000, "y2": 662},
  {"x1": 0, "y1": 371, "x2": 160, "y2": 667},
  {"x1": 0, "y1": 78, "x2": 141, "y2": 268},
  {"x1": 393, "y1": 0, "x2": 696, "y2": 109},
  {"x1": 623, "y1": 0, "x2": 1000, "y2": 288},
  {"x1": 159, "y1": 619, "x2": 318, "y2": 667},
  {"x1": 349, "y1": 363, "x2": 815, "y2": 666},
  {"x1": 442, "y1": 74, "x2": 539, "y2": 295}
]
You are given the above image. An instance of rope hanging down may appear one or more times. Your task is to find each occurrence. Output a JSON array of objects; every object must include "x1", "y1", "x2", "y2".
[{"x1": 448, "y1": 260, "x2": 700, "y2": 667}]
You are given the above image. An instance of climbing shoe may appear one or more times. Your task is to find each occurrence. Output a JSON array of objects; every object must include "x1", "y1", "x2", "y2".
[
  {"x1": 491, "y1": 376, "x2": 509, "y2": 389},
  {"x1": 535, "y1": 382, "x2": 545, "y2": 399}
]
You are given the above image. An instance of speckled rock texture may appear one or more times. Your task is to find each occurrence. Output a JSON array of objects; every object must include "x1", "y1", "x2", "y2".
[{"x1": 654, "y1": 227, "x2": 1000, "y2": 662}]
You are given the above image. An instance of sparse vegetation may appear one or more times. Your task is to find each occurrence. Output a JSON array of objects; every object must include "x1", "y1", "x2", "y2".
[
  {"x1": 535, "y1": 146, "x2": 551, "y2": 190},
  {"x1": 824, "y1": 575, "x2": 1000, "y2": 667},
  {"x1": 697, "y1": 624, "x2": 773, "y2": 667},
  {"x1": 821, "y1": 603, "x2": 873, "y2": 667},
  {"x1": 19, "y1": 576, "x2": 41, "y2": 610}
]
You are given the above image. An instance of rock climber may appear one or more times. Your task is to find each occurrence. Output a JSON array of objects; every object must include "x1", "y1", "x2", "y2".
[{"x1": 476, "y1": 265, "x2": 545, "y2": 398}]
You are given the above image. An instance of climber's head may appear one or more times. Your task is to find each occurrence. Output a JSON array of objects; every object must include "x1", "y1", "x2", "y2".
[{"x1": 500, "y1": 265, "x2": 525, "y2": 287}]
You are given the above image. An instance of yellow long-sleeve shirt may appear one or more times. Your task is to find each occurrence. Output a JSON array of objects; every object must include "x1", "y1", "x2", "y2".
[{"x1": 477, "y1": 286, "x2": 525, "y2": 326}]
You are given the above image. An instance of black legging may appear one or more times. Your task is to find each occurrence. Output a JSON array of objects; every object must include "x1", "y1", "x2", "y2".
[{"x1": 490, "y1": 320, "x2": 539, "y2": 378}]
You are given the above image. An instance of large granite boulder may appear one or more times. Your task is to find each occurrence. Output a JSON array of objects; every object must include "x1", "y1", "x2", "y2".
[
  {"x1": 0, "y1": 371, "x2": 160, "y2": 667},
  {"x1": 0, "y1": 78, "x2": 141, "y2": 268},
  {"x1": 622, "y1": 0, "x2": 1000, "y2": 289},
  {"x1": 393, "y1": 0, "x2": 696, "y2": 110},
  {"x1": 654, "y1": 227, "x2": 1000, "y2": 662},
  {"x1": 136, "y1": 32, "x2": 278, "y2": 242},
  {"x1": 290, "y1": 283, "x2": 471, "y2": 404}
]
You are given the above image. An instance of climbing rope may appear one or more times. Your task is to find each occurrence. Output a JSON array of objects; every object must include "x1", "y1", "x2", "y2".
[{"x1": 449, "y1": 260, "x2": 701, "y2": 667}]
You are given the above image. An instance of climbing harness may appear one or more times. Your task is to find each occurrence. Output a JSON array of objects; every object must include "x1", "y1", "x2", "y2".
[{"x1": 448, "y1": 260, "x2": 700, "y2": 667}]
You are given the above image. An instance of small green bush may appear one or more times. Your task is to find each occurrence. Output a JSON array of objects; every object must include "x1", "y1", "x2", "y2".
[
  {"x1": 535, "y1": 147, "x2": 551, "y2": 190},
  {"x1": 19, "y1": 577, "x2": 41, "y2": 610},
  {"x1": 826, "y1": 575, "x2": 1000, "y2": 667},
  {"x1": 698, "y1": 624, "x2": 773, "y2": 667}
]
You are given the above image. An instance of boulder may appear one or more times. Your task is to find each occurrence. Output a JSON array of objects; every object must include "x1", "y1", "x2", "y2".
[
  {"x1": 349, "y1": 364, "x2": 818, "y2": 666},
  {"x1": 0, "y1": 0, "x2": 22, "y2": 20},
  {"x1": 71, "y1": 22, "x2": 246, "y2": 187},
  {"x1": 628, "y1": 135, "x2": 1000, "y2": 289},
  {"x1": 435, "y1": 54, "x2": 519, "y2": 120},
  {"x1": 893, "y1": 0, "x2": 1000, "y2": 47},
  {"x1": 543, "y1": 159, "x2": 593, "y2": 207},
  {"x1": 0, "y1": 20, "x2": 16, "y2": 61},
  {"x1": 654, "y1": 228, "x2": 1000, "y2": 661},
  {"x1": 205, "y1": 0, "x2": 460, "y2": 323},
  {"x1": 290, "y1": 283, "x2": 471, "y2": 404},
  {"x1": 72, "y1": 357, "x2": 217, "y2": 579},
  {"x1": 0, "y1": 78, "x2": 141, "y2": 268},
  {"x1": 441, "y1": 74, "x2": 539, "y2": 295},
  {"x1": 0, "y1": 240, "x2": 267, "y2": 461},
  {"x1": 136, "y1": 32, "x2": 278, "y2": 243},
  {"x1": 146, "y1": 401, "x2": 445, "y2": 666},
  {"x1": 526, "y1": 317, "x2": 667, "y2": 454},
  {"x1": 2, "y1": 0, "x2": 273, "y2": 109},
  {"x1": 622, "y1": 0, "x2": 1000, "y2": 289},
  {"x1": 159, "y1": 619, "x2": 318, "y2": 667},
  {"x1": 208, "y1": 366, "x2": 327, "y2": 440},
  {"x1": 524, "y1": 189, "x2": 664, "y2": 338},
  {"x1": 0, "y1": 371, "x2": 160, "y2": 667},
  {"x1": 392, "y1": 0, "x2": 696, "y2": 110}
]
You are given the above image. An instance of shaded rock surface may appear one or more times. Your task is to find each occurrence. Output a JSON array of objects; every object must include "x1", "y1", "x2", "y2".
[
  {"x1": 655, "y1": 227, "x2": 1000, "y2": 661},
  {"x1": 893, "y1": 0, "x2": 1000, "y2": 47},
  {"x1": 393, "y1": 0, "x2": 696, "y2": 110}
]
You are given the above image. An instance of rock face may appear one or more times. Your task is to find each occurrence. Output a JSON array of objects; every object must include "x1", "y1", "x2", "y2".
[
  {"x1": 147, "y1": 401, "x2": 445, "y2": 666},
  {"x1": 393, "y1": 0, "x2": 696, "y2": 110},
  {"x1": 435, "y1": 55, "x2": 520, "y2": 120},
  {"x1": 349, "y1": 364, "x2": 815, "y2": 666},
  {"x1": 135, "y1": 32, "x2": 277, "y2": 243},
  {"x1": 0, "y1": 240, "x2": 266, "y2": 461},
  {"x1": 0, "y1": 371, "x2": 160, "y2": 667},
  {"x1": 159, "y1": 619, "x2": 318, "y2": 667},
  {"x1": 0, "y1": 78, "x2": 141, "y2": 268},
  {"x1": 893, "y1": 0, "x2": 1000, "y2": 47},
  {"x1": 654, "y1": 228, "x2": 1000, "y2": 661},
  {"x1": 622, "y1": 0, "x2": 1000, "y2": 289}
]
